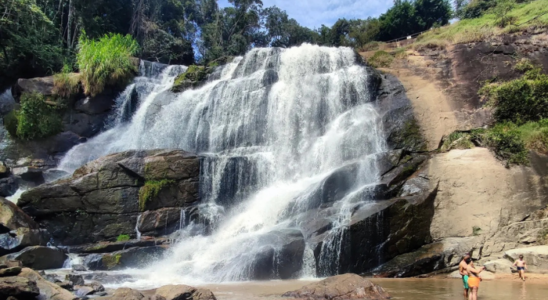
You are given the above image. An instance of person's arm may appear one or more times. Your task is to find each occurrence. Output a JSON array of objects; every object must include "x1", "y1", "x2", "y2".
[
  {"x1": 468, "y1": 265, "x2": 484, "y2": 275},
  {"x1": 513, "y1": 260, "x2": 517, "y2": 266},
  {"x1": 524, "y1": 261, "x2": 527, "y2": 270}
]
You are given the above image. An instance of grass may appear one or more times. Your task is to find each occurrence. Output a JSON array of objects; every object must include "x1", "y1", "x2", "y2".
[
  {"x1": 473, "y1": 226, "x2": 482, "y2": 236},
  {"x1": 440, "y1": 132, "x2": 475, "y2": 152},
  {"x1": 414, "y1": 0, "x2": 548, "y2": 48},
  {"x1": 77, "y1": 33, "x2": 139, "y2": 96},
  {"x1": 367, "y1": 50, "x2": 394, "y2": 68},
  {"x1": 7, "y1": 93, "x2": 65, "y2": 140},
  {"x1": 138, "y1": 179, "x2": 175, "y2": 211},
  {"x1": 116, "y1": 234, "x2": 131, "y2": 242},
  {"x1": 53, "y1": 64, "x2": 80, "y2": 98}
]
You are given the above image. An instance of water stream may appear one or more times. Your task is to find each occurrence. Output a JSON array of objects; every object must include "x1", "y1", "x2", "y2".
[{"x1": 59, "y1": 44, "x2": 387, "y2": 285}]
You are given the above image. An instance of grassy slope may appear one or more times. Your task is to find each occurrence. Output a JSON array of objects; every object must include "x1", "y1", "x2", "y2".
[{"x1": 415, "y1": 0, "x2": 548, "y2": 49}]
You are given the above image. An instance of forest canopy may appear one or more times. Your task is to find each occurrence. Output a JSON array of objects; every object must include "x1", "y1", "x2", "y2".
[{"x1": 0, "y1": 0, "x2": 454, "y2": 88}]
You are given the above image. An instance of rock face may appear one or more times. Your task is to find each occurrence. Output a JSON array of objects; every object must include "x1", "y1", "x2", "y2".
[
  {"x1": 18, "y1": 149, "x2": 200, "y2": 245},
  {"x1": 0, "y1": 228, "x2": 51, "y2": 256},
  {"x1": 18, "y1": 268, "x2": 76, "y2": 300},
  {"x1": 0, "y1": 198, "x2": 37, "y2": 233},
  {"x1": 282, "y1": 273, "x2": 390, "y2": 300},
  {"x1": 0, "y1": 162, "x2": 18, "y2": 197}
]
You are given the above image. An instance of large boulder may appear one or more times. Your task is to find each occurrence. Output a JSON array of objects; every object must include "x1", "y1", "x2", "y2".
[
  {"x1": 0, "y1": 228, "x2": 50, "y2": 256},
  {"x1": 0, "y1": 246, "x2": 67, "y2": 270},
  {"x1": 249, "y1": 229, "x2": 305, "y2": 280},
  {"x1": 18, "y1": 149, "x2": 200, "y2": 245},
  {"x1": 107, "y1": 288, "x2": 145, "y2": 300},
  {"x1": 84, "y1": 246, "x2": 166, "y2": 270},
  {"x1": 154, "y1": 284, "x2": 217, "y2": 300},
  {"x1": 0, "y1": 198, "x2": 37, "y2": 233},
  {"x1": 0, "y1": 276, "x2": 40, "y2": 300},
  {"x1": 18, "y1": 268, "x2": 77, "y2": 300},
  {"x1": 282, "y1": 273, "x2": 390, "y2": 300},
  {"x1": 505, "y1": 246, "x2": 548, "y2": 274}
]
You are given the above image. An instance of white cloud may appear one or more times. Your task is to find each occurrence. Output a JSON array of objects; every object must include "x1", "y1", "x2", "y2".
[{"x1": 218, "y1": 0, "x2": 393, "y2": 28}]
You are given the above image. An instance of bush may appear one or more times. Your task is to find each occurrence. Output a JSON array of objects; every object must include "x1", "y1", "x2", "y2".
[
  {"x1": 12, "y1": 93, "x2": 65, "y2": 140},
  {"x1": 3, "y1": 110, "x2": 19, "y2": 138},
  {"x1": 116, "y1": 234, "x2": 131, "y2": 242},
  {"x1": 171, "y1": 65, "x2": 210, "y2": 93},
  {"x1": 367, "y1": 51, "x2": 394, "y2": 68},
  {"x1": 494, "y1": 0, "x2": 517, "y2": 27},
  {"x1": 441, "y1": 131, "x2": 475, "y2": 152},
  {"x1": 77, "y1": 33, "x2": 139, "y2": 96},
  {"x1": 474, "y1": 123, "x2": 529, "y2": 165},
  {"x1": 53, "y1": 64, "x2": 80, "y2": 98},
  {"x1": 480, "y1": 67, "x2": 548, "y2": 124}
]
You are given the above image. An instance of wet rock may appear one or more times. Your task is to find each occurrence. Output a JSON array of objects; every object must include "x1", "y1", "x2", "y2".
[
  {"x1": 42, "y1": 273, "x2": 62, "y2": 284},
  {"x1": 71, "y1": 264, "x2": 87, "y2": 271},
  {"x1": 68, "y1": 239, "x2": 164, "y2": 254},
  {"x1": 59, "y1": 281, "x2": 74, "y2": 291},
  {"x1": 84, "y1": 246, "x2": 166, "y2": 271},
  {"x1": 250, "y1": 229, "x2": 305, "y2": 280},
  {"x1": 11, "y1": 166, "x2": 45, "y2": 186},
  {"x1": 19, "y1": 149, "x2": 200, "y2": 245},
  {"x1": 18, "y1": 268, "x2": 76, "y2": 300},
  {"x1": 282, "y1": 273, "x2": 390, "y2": 300},
  {"x1": 154, "y1": 284, "x2": 217, "y2": 300},
  {"x1": 0, "y1": 267, "x2": 21, "y2": 277},
  {"x1": 0, "y1": 176, "x2": 18, "y2": 198},
  {"x1": 65, "y1": 274, "x2": 84, "y2": 286},
  {"x1": 74, "y1": 286, "x2": 95, "y2": 297},
  {"x1": 0, "y1": 276, "x2": 40, "y2": 300},
  {"x1": 75, "y1": 96, "x2": 115, "y2": 115},
  {"x1": 82, "y1": 273, "x2": 133, "y2": 285},
  {"x1": 0, "y1": 198, "x2": 38, "y2": 232},
  {"x1": 13, "y1": 76, "x2": 55, "y2": 99},
  {"x1": 376, "y1": 74, "x2": 426, "y2": 152},
  {"x1": 0, "y1": 228, "x2": 51, "y2": 256},
  {"x1": 373, "y1": 237, "x2": 479, "y2": 277},
  {"x1": 0, "y1": 246, "x2": 67, "y2": 270}
]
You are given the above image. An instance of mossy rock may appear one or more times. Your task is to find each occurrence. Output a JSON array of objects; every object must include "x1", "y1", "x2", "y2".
[
  {"x1": 390, "y1": 119, "x2": 427, "y2": 152},
  {"x1": 172, "y1": 65, "x2": 210, "y2": 93}
]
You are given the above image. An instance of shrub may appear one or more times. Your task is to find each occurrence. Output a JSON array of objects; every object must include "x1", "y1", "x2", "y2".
[
  {"x1": 367, "y1": 51, "x2": 394, "y2": 68},
  {"x1": 138, "y1": 179, "x2": 175, "y2": 211},
  {"x1": 172, "y1": 65, "x2": 210, "y2": 93},
  {"x1": 514, "y1": 58, "x2": 535, "y2": 73},
  {"x1": 13, "y1": 93, "x2": 64, "y2": 140},
  {"x1": 480, "y1": 67, "x2": 548, "y2": 124},
  {"x1": 494, "y1": 0, "x2": 517, "y2": 27},
  {"x1": 482, "y1": 123, "x2": 529, "y2": 165},
  {"x1": 77, "y1": 33, "x2": 139, "y2": 96},
  {"x1": 53, "y1": 64, "x2": 80, "y2": 98},
  {"x1": 441, "y1": 132, "x2": 475, "y2": 152},
  {"x1": 116, "y1": 234, "x2": 131, "y2": 242},
  {"x1": 3, "y1": 110, "x2": 19, "y2": 138}
]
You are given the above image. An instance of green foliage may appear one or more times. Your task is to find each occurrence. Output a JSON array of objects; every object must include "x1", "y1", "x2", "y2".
[
  {"x1": 377, "y1": 0, "x2": 453, "y2": 41},
  {"x1": 476, "y1": 123, "x2": 529, "y2": 165},
  {"x1": 53, "y1": 64, "x2": 80, "y2": 98},
  {"x1": 77, "y1": 33, "x2": 139, "y2": 96},
  {"x1": 480, "y1": 66, "x2": 548, "y2": 124},
  {"x1": 0, "y1": 0, "x2": 63, "y2": 88},
  {"x1": 514, "y1": 58, "x2": 535, "y2": 73},
  {"x1": 10, "y1": 93, "x2": 64, "y2": 141},
  {"x1": 172, "y1": 65, "x2": 210, "y2": 93},
  {"x1": 473, "y1": 226, "x2": 482, "y2": 236},
  {"x1": 494, "y1": 0, "x2": 517, "y2": 27},
  {"x1": 3, "y1": 110, "x2": 19, "y2": 138},
  {"x1": 139, "y1": 180, "x2": 175, "y2": 211},
  {"x1": 116, "y1": 234, "x2": 131, "y2": 242},
  {"x1": 368, "y1": 51, "x2": 394, "y2": 68}
]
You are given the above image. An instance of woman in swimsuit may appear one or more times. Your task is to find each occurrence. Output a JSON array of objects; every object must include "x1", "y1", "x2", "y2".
[{"x1": 466, "y1": 257, "x2": 485, "y2": 300}]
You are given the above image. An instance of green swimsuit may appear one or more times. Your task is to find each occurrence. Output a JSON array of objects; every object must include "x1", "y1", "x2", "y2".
[{"x1": 462, "y1": 275, "x2": 469, "y2": 289}]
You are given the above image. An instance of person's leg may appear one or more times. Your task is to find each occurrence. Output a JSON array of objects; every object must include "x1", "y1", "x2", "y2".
[
  {"x1": 472, "y1": 287, "x2": 478, "y2": 300},
  {"x1": 519, "y1": 269, "x2": 524, "y2": 280}
]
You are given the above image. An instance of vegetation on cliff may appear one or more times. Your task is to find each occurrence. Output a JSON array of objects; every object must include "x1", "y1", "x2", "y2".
[
  {"x1": 77, "y1": 33, "x2": 139, "y2": 96},
  {"x1": 416, "y1": 0, "x2": 548, "y2": 49},
  {"x1": 138, "y1": 180, "x2": 175, "y2": 211},
  {"x1": 5, "y1": 93, "x2": 65, "y2": 140}
]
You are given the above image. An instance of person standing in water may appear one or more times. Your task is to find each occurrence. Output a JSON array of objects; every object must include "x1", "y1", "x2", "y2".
[
  {"x1": 466, "y1": 257, "x2": 485, "y2": 300},
  {"x1": 513, "y1": 255, "x2": 527, "y2": 281},
  {"x1": 459, "y1": 254, "x2": 471, "y2": 298}
]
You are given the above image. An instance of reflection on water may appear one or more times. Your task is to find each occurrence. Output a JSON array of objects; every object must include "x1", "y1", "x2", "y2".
[{"x1": 199, "y1": 278, "x2": 548, "y2": 300}]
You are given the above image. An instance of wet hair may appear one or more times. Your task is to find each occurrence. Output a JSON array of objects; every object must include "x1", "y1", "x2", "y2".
[
  {"x1": 465, "y1": 258, "x2": 472, "y2": 264},
  {"x1": 519, "y1": 255, "x2": 524, "y2": 259}
]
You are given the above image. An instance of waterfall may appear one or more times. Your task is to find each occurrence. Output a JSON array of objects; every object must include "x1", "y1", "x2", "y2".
[{"x1": 59, "y1": 44, "x2": 387, "y2": 285}]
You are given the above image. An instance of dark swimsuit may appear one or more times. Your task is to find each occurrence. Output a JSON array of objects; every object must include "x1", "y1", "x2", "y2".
[{"x1": 517, "y1": 267, "x2": 525, "y2": 271}]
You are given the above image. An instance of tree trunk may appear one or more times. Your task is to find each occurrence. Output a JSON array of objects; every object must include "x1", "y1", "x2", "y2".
[{"x1": 67, "y1": 0, "x2": 75, "y2": 50}]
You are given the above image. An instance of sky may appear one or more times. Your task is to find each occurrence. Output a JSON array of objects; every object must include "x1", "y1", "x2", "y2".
[{"x1": 218, "y1": 0, "x2": 394, "y2": 29}]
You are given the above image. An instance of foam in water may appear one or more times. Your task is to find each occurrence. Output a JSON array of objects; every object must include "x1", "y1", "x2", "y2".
[{"x1": 59, "y1": 44, "x2": 387, "y2": 287}]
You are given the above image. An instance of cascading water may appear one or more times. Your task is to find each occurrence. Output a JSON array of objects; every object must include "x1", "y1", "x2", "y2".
[{"x1": 59, "y1": 44, "x2": 387, "y2": 286}]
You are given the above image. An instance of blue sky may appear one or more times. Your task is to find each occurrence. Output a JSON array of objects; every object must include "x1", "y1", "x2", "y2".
[{"x1": 218, "y1": 0, "x2": 393, "y2": 29}]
